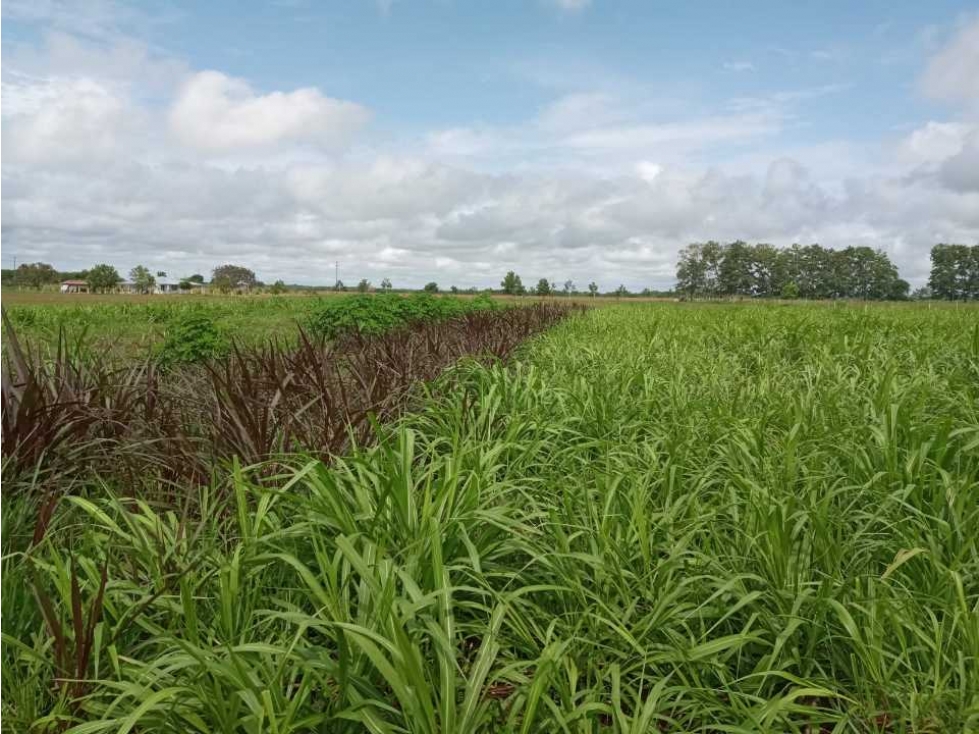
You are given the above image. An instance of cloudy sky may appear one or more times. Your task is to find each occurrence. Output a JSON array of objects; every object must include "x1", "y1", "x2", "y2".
[{"x1": 2, "y1": 1, "x2": 978, "y2": 289}]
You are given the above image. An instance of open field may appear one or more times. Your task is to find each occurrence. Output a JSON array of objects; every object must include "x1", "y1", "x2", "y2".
[{"x1": 2, "y1": 302, "x2": 978, "y2": 732}]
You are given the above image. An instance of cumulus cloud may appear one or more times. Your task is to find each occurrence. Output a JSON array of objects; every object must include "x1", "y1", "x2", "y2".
[
  {"x1": 169, "y1": 71, "x2": 370, "y2": 152},
  {"x1": 2, "y1": 74, "x2": 138, "y2": 163},
  {"x1": 3, "y1": 17, "x2": 979, "y2": 291}
]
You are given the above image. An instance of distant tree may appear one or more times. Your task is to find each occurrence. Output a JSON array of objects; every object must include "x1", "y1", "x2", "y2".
[
  {"x1": 335, "y1": 280, "x2": 346, "y2": 292},
  {"x1": 780, "y1": 281, "x2": 800, "y2": 299},
  {"x1": 129, "y1": 265, "x2": 156, "y2": 294},
  {"x1": 588, "y1": 282, "x2": 598, "y2": 297},
  {"x1": 675, "y1": 241, "x2": 723, "y2": 298},
  {"x1": 501, "y1": 271, "x2": 525, "y2": 295},
  {"x1": 563, "y1": 279, "x2": 574, "y2": 296},
  {"x1": 178, "y1": 279, "x2": 194, "y2": 291},
  {"x1": 450, "y1": 285, "x2": 459, "y2": 294},
  {"x1": 156, "y1": 271, "x2": 167, "y2": 278},
  {"x1": 187, "y1": 274, "x2": 205, "y2": 284},
  {"x1": 269, "y1": 279, "x2": 287, "y2": 294},
  {"x1": 423, "y1": 282, "x2": 439, "y2": 293},
  {"x1": 86, "y1": 264, "x2": 121, "y2": 293},
  {"x1": 380, "y1": 277, "x2": 393, "y2": 291},
  {"x1": 212, "y1": 264, "x2": 257, "y2": 292},
  {"x1": 615, "y1": 284, "x2": 629, "y2": 298},
  {"x1": 14, "y1": 262, "x2": 59, "y2": 289},
  {"x1": 910, "y1": 285, "x2": 933, "y2": 300},
  {"x1": 535, "y1": 278, "x2": 552, "y2": 296},
  {"x1": 928, "y1": 243, "x2": 978, "y2": 300},
  {"x1": 356, "y1": 278, "x2": 371, "y2": 293}
]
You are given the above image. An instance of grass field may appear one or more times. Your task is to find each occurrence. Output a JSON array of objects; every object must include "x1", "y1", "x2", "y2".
[{"x1": 2, "y1": 302, "x2": 978, "y2": 732}]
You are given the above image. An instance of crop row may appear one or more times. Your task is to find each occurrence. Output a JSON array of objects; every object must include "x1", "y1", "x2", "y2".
[{"x1": 1, "y1": 301, "x2": 580, "y2": 494}]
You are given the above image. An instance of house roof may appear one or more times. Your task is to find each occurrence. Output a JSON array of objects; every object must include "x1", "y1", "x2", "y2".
[{"x1": 62, "y1": 280, "x2": 87, "y2": 286}]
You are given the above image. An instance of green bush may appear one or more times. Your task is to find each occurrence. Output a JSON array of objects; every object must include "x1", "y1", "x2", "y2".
[
  {"x1": 156, "y1": 313, "x2": 228, "y2": 367},
  {"x1": 307, "y1": 294, "x2": 496, "y2": 339}
]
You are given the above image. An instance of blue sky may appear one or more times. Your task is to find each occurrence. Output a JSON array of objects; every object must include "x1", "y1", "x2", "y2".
[{"x1": 2, "y1": 1, "x2": 978, "y2": 288}]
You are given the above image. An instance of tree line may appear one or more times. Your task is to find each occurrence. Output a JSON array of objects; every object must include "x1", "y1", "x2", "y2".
[{"x1": 675, "y1": 242, "x2": 910, "y2": 300}]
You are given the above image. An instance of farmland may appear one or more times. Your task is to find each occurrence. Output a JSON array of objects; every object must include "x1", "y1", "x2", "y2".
[{"x1": 2, "y1": 300, "x2": 978, "y2": 732}]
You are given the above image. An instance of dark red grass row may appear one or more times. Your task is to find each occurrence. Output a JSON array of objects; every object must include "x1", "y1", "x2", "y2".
[{"x1": 2, "y1": 303, "x2": 581, "y2": 493}]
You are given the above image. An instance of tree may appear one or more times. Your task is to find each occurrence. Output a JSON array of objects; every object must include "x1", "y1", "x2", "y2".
[
  {"x1": 535, "y1": 278, "x2": 552, "y2": 296},
  {"x1": 356, "y1": 279, "x2": 371, "y2": 293},
  {"x1": 269, "y1": 279, "x2": 287, "y2": 294},
  {"x1": 423, "y1": 282, "x2": 439, "y2": 293},
  {"x1": 675, "y1": 241, "x2": 723, "y2": 298},
  {"x1": 780, "y1": 281, "x2": 800, "y2": 299},
  {"x1": 335, "y1": 280, "x2": 346, "y2": 292},
  {"x1": 14, "y1": 262, "x2": 59, "y2": 289},
  {"x1": 129, "y1": 265, "x2": 156, "y2": 294},
  {"x1": 501, "y1": 271, "x2": 525, "y2": 295},
  {"x1": 212, "y1": 264, "x2": 257, "y2": 292},
  {"x1": 929, "y1": 244, "x2": 977, "y2": 300},
  {"x1": 563, "y1": 279, "x2": 574, "y2": 296},
  {"x1": 588, "y1": 282, "x2": 598, "y2": 297},
  {"x1": 86, "y1": 264, "x2": 121, "y2": 293},
  {"x1": 718, "y1": 240, "x2": 755, "y2": 296},
  {"x1": 187, "y1": 274, "x2": 205, "y2": 284},
  {"x1": 380, "y1": 278, "x2": 393, "y2": 291},
  {"x1": 615, "y1": 284, "x2": 629, "y2": 298},
  {"x1": 156, "y1": 271, "x2": 167, "y2": 278},
  {"x1": 450, "y1": 285, "x2": 459, "y2": 294}
]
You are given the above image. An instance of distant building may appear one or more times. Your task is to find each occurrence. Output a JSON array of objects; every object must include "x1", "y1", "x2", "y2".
[
  {"x1": 60, "y1": 280, "x2": 89, "y2": 293},
  {"x1": 117, "y1": 277, "x2": 208, "y2": 295}
]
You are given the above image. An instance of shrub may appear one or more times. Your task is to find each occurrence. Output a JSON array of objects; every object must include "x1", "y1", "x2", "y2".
[{"x1": 156, "y1": 313, "x2": 228, "y2": 367}]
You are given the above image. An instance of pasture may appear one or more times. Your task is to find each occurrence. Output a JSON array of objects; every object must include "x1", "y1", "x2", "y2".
[{"x1": 2, "y1": 301, "x2": 977, "y2": 732}]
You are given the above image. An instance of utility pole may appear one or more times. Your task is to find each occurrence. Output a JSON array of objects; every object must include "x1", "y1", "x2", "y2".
[{"x1": 335, "y1": 261, "x2": 339, "y2": 289}]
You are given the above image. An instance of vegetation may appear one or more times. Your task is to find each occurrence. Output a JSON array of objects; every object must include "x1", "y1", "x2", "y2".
[
  {"x1": 2, "y1": 302, "x2": 976, "y2": 732},
  {"x1": 85, "y1": 264, "x2": 122, "y2": 293},
  {"x1": 929, "y1": 244, "x2": 979, "y2": 300},
  {"x1": 10, "y1": 263, "x2": 60, "y2": 289},
  {"x1": 676, "y1": 242, "x2": 910, "y2": 300},
  {"x1": 211, "y1": 264, "x2": 257, "y2": 292},
  {"x1": 128, "y1": 265, "x2": 156, "y2": 294},
  {"x1": 306, "y1": 293, "x2": 497, "y2": 340},
  {"x1": 501, "y1": 271, "x2": 526, "y2": 295}
]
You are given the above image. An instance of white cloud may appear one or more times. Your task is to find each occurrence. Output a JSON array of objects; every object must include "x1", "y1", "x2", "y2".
[
  {"x1": 3, "y1": 22, "x2": 979, "y2": 292},
  {"x1": 722, "y1": 61, "x2": 756, "y2": 73},
  {"x1": 169, "y1": 71, "x2": 370, "y2": 152},
  {"x1": 920, "y1": 16, "x2": 979, "y2": 109},
  {"x1": 1, "y1": 74, "x2": 138, "y2": 163}
]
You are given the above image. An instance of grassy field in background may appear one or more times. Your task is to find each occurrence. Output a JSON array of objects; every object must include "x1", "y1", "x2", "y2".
[{"x1": 3, "y1": 301, "x2": 976, "y2": 732}]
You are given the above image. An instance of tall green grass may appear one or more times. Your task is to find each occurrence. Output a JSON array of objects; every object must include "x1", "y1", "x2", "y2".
[{"x1": 3, "y1": 303, "x2": 977, "y2": 732}]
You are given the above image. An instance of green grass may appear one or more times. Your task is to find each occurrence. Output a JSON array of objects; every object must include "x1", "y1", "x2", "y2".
[
  {"x1": 1, "y1": 293, "x2": 499, "y2": 363},
  {"x1": 3, "y1": 302, "x2": 978, "y2": 732}
]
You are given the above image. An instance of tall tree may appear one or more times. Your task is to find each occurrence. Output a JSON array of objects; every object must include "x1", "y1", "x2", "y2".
[
  {"x1": 86, "y1": 264, "x2": 121, "y2": 293},
  {"x1": 212, "y1": 264, "x2": 257, "y2": 292},
  {"x1": 563, "y1": 279, "x2": 574, "y2": 296},
  {"x1": 535, "y1": 278, "x2": 552, "y2": 296},
  {"x1": 423, "y1": 282, "x2": 439, "y2": 293},
  {"x1": 588, "y1": 282, "x2": 598, "y2": 297},
  {"x1": 129, "y1": 265, "x2": 156, "y2": 294},
  {"x1": 380, "y1": 278, "x2": 393, "y2": 291},
  {"x1": 501, "y1": 271, "x2": 525, "y2": 295},
  {"x1": 356, "y1": 279, "x2": 371, "y2": 293}
]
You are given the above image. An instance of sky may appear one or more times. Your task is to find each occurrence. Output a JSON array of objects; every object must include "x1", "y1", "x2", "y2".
[{"x1": 2, "y1": 1, "x2": 978, "y2": 290}]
